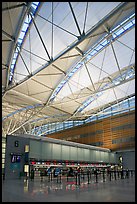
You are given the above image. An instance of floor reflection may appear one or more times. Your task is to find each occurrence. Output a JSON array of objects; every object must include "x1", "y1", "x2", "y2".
[
  {"x1": 27, "y1": 178, "x2": 97, "y2": 196},
  {"x1": 3, "y1": 176, "x2": 135, "y2": 202}
]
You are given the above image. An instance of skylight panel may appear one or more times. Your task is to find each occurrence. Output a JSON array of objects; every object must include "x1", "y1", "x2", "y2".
[
  {"x1": 17, "y1": 38, "x2": 22, "y2": 44},
  {"x1": 90, "y1": 49, "x2": 97, "y2": 55},
  {"x1": 123, "y1": 22, "x2": 133, "y2": 30},
  {"x1": 8, "y1": 2, "x2": 40, "y2": 84},
  {"x1": 11, "y1": 59, "x2": 16, "y2": 65},
  {"x1": 32, "y1": 2, "x2": 39, "y2": 6},
  {"x1": 22, "y1": 23, "x2": 29, "y2": 32},
  {"x1": 114, "y1": 27, "x2": 124, "y2": 36},
  {"x1": 31, "y1": 4, "x2": 37, "y2": 10},
  {"x1": 18, "y1": 31, "x2": 25, "y2": 39},
  {"x1": 95, "y1": 44, "x2": 103, "y2": 51},
  {"x1": 131, "y1": 19, "x2": 135, "y2": 24},
  {"x1": 13, "y1": 53, "x2": 18, "y2": 59},
  {"x1": 28, "y1": 95, "x2": 135, "y2": 136},
  {"x1": 10, "y1": 64, "x2": 14, "y2": 70},
  {"x1": 101, "y1": 39, "x2": 108, "y2": 47}
]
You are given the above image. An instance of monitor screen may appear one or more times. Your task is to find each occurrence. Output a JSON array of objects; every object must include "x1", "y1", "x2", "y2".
[{"x1": 11, "y1": 155, "x2": 21, "y2": 163}]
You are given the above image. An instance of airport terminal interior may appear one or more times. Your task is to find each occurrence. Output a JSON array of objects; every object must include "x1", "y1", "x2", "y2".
[{"x1": 2, "y1": 2, "x2": 135, "y2": 202}]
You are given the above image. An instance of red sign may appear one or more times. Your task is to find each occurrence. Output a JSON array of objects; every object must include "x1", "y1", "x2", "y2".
[{"x1": 31, "y1": 161, "x2": 36, "y2": 165}]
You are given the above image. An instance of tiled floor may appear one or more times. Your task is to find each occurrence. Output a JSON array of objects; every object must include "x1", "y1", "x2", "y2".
[{"x1": 2, "y1": 174, "x2": 135, "y2": 202}]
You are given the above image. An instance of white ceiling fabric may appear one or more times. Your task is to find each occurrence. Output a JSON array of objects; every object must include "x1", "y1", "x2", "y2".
[
  {"x1": 57, "y1": 27, "x2": 135, "y2": 102},
  {"x1": 2, "y1": 2, "x2": 135, "y2": 135},
  {"x1": 82, "y1": 79, "x2": 135, "y2": 114}
]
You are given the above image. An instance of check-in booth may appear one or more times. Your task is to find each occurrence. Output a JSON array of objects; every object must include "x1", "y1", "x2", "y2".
[{"x1": 5, "y1": 134, "x2": 116, "y2": 179}]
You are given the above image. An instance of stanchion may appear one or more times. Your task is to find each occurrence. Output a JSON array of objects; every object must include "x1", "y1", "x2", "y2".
[
  {"x1": 121, "y1": 170, "x2": 124, "y2": 179},
  {"x1": 41, "y1": 175, "x2": 43, "y2": 182},
  {"x1": 48, "y1": 173, "x2": 50, "y2": 182},
  {"x1": 95, "y1": 172, "x2": 98, "y2": 183},
  {"x1": 78, "y1": 173, "x2": 80, "y2": 185},
  {"x1": 125, "y1": 169, "x2": 129, "y2": 179},
  {"x1": 109, "y1": 171, "x2": 111, "y2": 181},
  {"x1": 83, "y1": 172, "x2": 84, "y2": 180},
  {"x1": 103, "y1": 171, "x2": 105, "y2": 182},
  {"x1": 75, "y1": 173, "x2": 77, "y2": 185},
  {"x1": 117, "y1": 171, "x2": 120, "y2": 179},
  {"x1": 90, "y1": 171, "x2": 91, "y2": 179},
  {"x1": 114, "y1": 170, "x2": 116, "y2": 180},
  {"x1": 87, "y1": 172, "x2": 90, "y2": 184},
  {"x1": 59, "y1": 173, "x2": 61, "y2": 183},
  {"x1": 51, "y1": 172, "x2": 52, "y2": 181},
  {"x1": 111, "y1": 171, "x2": 113, "y2": 179}
]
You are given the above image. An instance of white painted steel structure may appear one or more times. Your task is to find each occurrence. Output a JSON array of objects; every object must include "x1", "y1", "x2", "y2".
[{"x1": 2, "y1": 2, "x2": 135, "y2": 137}]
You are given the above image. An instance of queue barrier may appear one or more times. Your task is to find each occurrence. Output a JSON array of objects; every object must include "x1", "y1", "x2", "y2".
[{"x1": 28, "y1": 169, "x2": 135, "y2": 186}]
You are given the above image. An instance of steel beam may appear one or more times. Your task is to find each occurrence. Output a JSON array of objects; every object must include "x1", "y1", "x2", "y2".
[
  {"x1": 2, "y1": 30, "x2": 15, "y2": 41},
  {"x1": 30, "y1": 12, "x2": 51, "y2": 61},
  {"x1": 5, "y1": 2, "x2": 129, "y2": 94},
  {"x1": 84, "y1": 62, "x2": 96, "y2": 91},
  {"x1": 5, "y1": 2, "x2": 32, "y2": 90},
  {"x1": 68, "y1": 2, "x2": 82, "y2": 36},
  {"x1": 83, "y1": 2, "x2": 88, "y2": 34},
  {"x1": 68, "y1": 64, "x2": 135, "y2": 120},
  {"x1": 3, "y1": 2, "x2": 133, "y2": 134},
  {"x1": 17, "y1": 47, "x2": 31, "y2": 75},
  {"x1": 110, "y1": 42, "x2": 123, "y2": 79},
  {"x1": 37, "y1": 13, "x2": 78, "y2": 38}
]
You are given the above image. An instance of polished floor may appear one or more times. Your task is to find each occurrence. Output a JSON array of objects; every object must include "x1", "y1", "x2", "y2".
[{"x1": 2, "y1": 174, "x2": 135, "y2": 202}]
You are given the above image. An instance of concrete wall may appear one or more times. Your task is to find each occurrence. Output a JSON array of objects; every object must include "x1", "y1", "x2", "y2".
[{"x1": 5, "y1": 135, "x2": 29, "y2": 179}]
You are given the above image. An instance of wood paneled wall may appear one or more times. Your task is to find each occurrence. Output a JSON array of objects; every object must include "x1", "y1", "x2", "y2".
[{"x1": 47, "y1": 110, "x2": 135, "y2": 151}]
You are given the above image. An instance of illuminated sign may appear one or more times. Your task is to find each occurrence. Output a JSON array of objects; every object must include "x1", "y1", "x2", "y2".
[
  {"x1": 15, "y1": 140, "x2": 19, "y2": 147},
  {"x1": 31, "y1": 161, "x2": 36, "y2": 165}
]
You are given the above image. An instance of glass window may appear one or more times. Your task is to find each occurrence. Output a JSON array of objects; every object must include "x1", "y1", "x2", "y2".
[
  {"x1": 2, "y1": 149, "x2": 6, "y2": 154},
  {"x1": 129, "y1": 97, "x2": 135, "y2": 107},
  {"x1": 97, "y1": 114, "x2": 104, "y2": 120},
  {"x1": 2, "y1": 137, "x2": 6, "y2": 143},
  {"x1": 2, "y1": 143, "x2": 6, "y2": 148}
]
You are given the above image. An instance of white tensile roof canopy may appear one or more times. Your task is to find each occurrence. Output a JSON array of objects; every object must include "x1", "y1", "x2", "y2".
[{"x1": 2, "y1": 2, "x2": 135, "y2": 136}]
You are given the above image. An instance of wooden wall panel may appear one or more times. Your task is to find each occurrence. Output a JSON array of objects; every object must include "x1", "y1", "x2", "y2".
[{"x1": 47, "y1": 110, "x2": 135, "y2": 151}]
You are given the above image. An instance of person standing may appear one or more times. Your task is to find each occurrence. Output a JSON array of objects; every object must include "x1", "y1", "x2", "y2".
[{"x1": 30, "y1": 168, "x2": 34, "y2": 180}]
